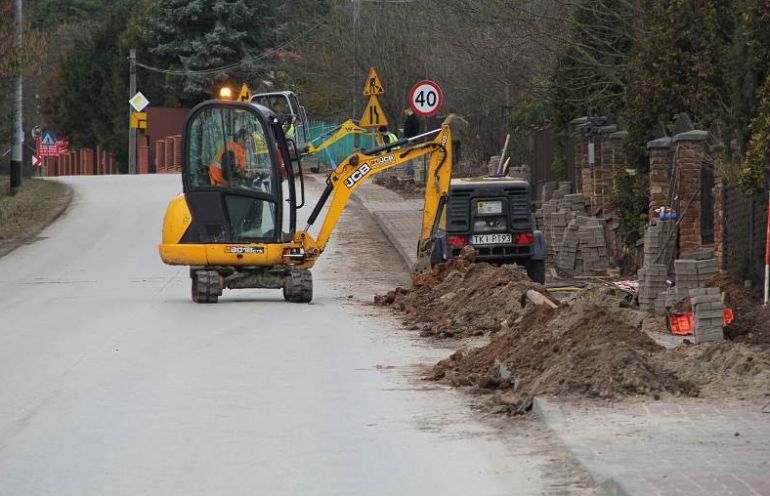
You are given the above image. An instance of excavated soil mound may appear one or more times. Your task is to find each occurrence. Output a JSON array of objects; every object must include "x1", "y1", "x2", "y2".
[
  {"x1": 432, "y1": 300, "x2": 699, "y2": 413},
  {"x1": 375, "y1": 247, "x2": 542, "y2": 338},
  {"x1": 706, "y1": 274, "x2": 770, "y2": 344},
  {"x1": 657, "y1": 342, "x2": 770, "y2": 400},
  {"x1": 377, "y1": 253, "x2": 770, "y2": 413}
]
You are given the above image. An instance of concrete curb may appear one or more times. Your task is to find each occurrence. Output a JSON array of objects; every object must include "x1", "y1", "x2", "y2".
[{"x1": 533, "y1": 397, "x2": 632, "y2": 496}]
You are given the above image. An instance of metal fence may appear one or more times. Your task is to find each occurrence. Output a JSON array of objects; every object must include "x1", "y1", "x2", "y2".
[
  {"x1": 723, "y1": 184, "x2": 768, "y2": 285},
  {"x1": 305, "y1": 120, "x2": 377, "y2": 167}
]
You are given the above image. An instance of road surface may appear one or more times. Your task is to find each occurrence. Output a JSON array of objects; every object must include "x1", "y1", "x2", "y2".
[{"x1": 0, "y1": 175, "x2": 595, "y2": 495}]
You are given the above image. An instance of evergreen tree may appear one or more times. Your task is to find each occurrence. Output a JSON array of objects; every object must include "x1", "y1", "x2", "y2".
[
  {"x1": 729, "y1": 0, "x2": 770, "y2": 156},
  {"x1": 624, "y1": 0, "x2": 735, "y2": 169},
  {"x1": 143, "y1": 0, "x2": 283, "y2": 104}
]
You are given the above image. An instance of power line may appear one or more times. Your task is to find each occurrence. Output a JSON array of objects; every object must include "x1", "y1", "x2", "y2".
[{"x1": 135, "y1": 20, "x2": 325, "y2": 77}]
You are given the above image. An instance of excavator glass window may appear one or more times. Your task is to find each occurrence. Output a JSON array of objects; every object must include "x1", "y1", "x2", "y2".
[
  {"x1": 186, "y1": 106, "x2": 275, "y2": 193},
  {"x1": 182, "y1": 103, "x2": 286, "y2": 244}
]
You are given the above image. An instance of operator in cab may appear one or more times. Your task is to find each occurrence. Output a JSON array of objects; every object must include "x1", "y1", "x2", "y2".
[{"x1": 208, "y1": 129, "x2": 249, "y2": 186}]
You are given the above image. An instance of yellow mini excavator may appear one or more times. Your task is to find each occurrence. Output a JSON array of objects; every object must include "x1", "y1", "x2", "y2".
[{"x1": 158, "y1": 98, "x2": 452, "y2": 303}]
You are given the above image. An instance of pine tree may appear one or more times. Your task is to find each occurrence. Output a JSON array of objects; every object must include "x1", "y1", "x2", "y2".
[{"x1": 144, "y1": 0, "x2": 283, "y2": 104}]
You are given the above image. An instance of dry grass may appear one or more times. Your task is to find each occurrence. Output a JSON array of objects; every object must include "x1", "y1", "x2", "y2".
[{"x1": 0, "y1": 176, "x2": 71, "y2": 243}]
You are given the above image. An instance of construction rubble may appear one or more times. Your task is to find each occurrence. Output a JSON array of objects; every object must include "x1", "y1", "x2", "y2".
[{"x1": 376, "y1": 249, "x2": 770, "y2": 415}]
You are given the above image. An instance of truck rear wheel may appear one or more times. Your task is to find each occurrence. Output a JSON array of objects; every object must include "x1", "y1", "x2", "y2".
[
  {"x1": 191, "y1": 270, "x2": 223, "y2": 303},
  {"x1": 526, "y1": 259, "x2": 546, "y2": 284},
  {"x1": 283, "y1": 270, "x2": 313, "y2": 303}
]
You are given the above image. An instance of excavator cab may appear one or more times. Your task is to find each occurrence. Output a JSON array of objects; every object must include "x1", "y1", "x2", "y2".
[{"x1": 181, "y1": 100, "x2": 302, "y2": 243}]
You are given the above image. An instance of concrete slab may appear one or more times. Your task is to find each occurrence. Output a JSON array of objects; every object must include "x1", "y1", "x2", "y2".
[{"x1": 534, "y1": 397, "x2": 770, "y2": 496}]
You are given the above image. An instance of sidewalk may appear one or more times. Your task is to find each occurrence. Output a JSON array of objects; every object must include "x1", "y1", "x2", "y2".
[
  {"x1": 352, "y1": 182, "x2": 423, "y2": 269},
  {"x1": 534, "y1": 398, "x2": 770, "y2": 496}
]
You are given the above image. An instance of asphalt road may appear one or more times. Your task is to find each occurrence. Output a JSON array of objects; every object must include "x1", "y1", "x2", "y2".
[{"x1": 0, "y1": 175, "x2": 594, "y2": 495}]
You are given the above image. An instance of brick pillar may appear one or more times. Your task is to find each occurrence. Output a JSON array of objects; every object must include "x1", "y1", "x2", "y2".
[
  {"x1": 83, "y1": 149, "x2": 94, "y2": 175},
  {"x1": 138, "y1": 135, "x2": 150, "y2": 174},
  {"x1": 713, "y1": 154, "x2": 725, "y2": 269},
  {"x1": 96, "y1": 147, "x2": 102, "y2": 175},
  {"x1": 647, "y1": 137, "x2": 673, "y2": 217},
  {"x1": 155, "y1": 140, "x2": 165, "y2": 173},
  {"x1": 609, "y1": 130, "x2": 628, "y2": 197},
  {"x1": 173, "y1": 135, "x2": 182, "y2": 172},
  {"x1": 673, "y1": 130, "x2": 708, "y2": 255},
  {"x1": 595, "y1": 125, "x2": 617, "y2": 213},
  {"x1": 164, "y1": 137, "x2": 174, "y2": 173}
]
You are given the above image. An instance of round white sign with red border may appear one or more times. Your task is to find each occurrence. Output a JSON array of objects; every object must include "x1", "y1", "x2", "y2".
[{"x1": 409, "y1": 80, "x2": 443, "y2": 117}]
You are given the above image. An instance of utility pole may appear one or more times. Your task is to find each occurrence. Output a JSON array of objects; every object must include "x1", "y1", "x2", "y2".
[
  {"x1": 10, "y1": 0, "x2": 23, "y2": 194},
  {"x1": 128, "y1": 48, "x2": 137, "y2": 175}
]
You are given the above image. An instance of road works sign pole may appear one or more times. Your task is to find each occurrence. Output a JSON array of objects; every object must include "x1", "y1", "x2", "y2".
[{"x1": 128, "y1": 48, "x2": 137, "y2": 175}]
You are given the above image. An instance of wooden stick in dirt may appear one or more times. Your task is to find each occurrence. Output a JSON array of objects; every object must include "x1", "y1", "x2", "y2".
[{"x1": 526, "y1": 289, "x2": 559, "y2": 309}]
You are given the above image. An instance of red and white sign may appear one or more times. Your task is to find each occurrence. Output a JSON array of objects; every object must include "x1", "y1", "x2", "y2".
[
  {"x1": 36, "y1": 133, "x2": 70, "y2": 158},
  {"x1": 409, "y1": 80, "x2": 443, "y2": 117},
  {"x1": 55, "y1": 139, "x2": 70, "y2": 155},
  {"x1": 31, "y1": 154, "x2": 42, "y2": 167}
]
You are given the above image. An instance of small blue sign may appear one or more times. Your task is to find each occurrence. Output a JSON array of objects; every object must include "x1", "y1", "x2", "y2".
[{"x1": 41, "y1": 131, "x2": 56, "y2": 146}]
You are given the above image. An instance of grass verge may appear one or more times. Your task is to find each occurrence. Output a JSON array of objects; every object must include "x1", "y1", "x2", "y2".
[{"x1": 0, "y1": 177, "x2": 73, "y2": 257}]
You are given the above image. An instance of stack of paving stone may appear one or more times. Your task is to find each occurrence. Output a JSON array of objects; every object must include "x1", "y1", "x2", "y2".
[
  {"x1": 635, "y1": 220, "x2": 676, "y2": 314},
  {"x1": 537, "y1": 193, "x2": 613, "y2": 273},
  {"x1": 539, "y1": 182, "x2": 570, "y2": 202},
  {"x1": 689, "y1": 287, "x2": 725, "y2": 343},
  {"x1": 673, "y1": 258, "x2": 718, "y2": 301},
  {"x1": 487, "y1": 156, "x2": 502, "y2": 175},
  {"x1": 643, "y1": 220, "x2": 676, "y2": 270},
  {"x1": 507, "y1": 164, "x2": 530, "y2": 180},
  {"x1": 576, "y1": 218, "x2": 611, "y2": 272},
  {"x1": 638, "y1": 263, "x2": 669, "y2": 314},
  {"x1": 556, "y1": 219, "x2": 580, "y2": 271},
  {"x1": 558, "y1": 193, "x2": 588, "y2": 213},
  {"x1": 555, "y1": 216, "x2": 611, "y2": 274}
]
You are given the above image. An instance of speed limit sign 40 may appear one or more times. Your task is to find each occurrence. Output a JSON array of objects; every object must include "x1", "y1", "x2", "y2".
[{"x1": 409, "y1": 80, "x2": 443, "y2": 117}]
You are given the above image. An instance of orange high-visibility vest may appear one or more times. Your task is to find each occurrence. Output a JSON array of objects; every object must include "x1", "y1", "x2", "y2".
[{"x1": 209, "y1": 142, "x2": 246, "y2": 186}]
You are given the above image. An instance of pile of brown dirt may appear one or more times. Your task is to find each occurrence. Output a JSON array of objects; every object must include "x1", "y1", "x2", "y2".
[
  {"x1": 375, "y1": 247, "x2": 542, "y2": 338},
  {"x1": 432, "y1": 299, "x2": 700, "y2": 413},
  {"x1": 377, "y1": 254, "x2": 770, "y2": 413},
  {"x1": 657, "y1": 342, "x2": 770, "y2": 401},
  {"x1": 706, "y1": 274, "x2": 770, "y2": 344}
]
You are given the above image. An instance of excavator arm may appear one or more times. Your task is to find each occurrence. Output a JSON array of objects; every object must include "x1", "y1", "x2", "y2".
[
  {"x1": 296, "y1": 125, "x2": 452, "y2": 271},
  {"x1": 302, "y1": 119, "x2": 382, "y2": 156}
]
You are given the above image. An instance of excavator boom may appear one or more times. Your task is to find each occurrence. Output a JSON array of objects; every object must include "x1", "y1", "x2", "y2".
[
  {"x1": 303, "y1": 119, "x2": 382, "y2": 156},
  {"x1": 296, "y1": 125, "x2": 452, "y2": 270}
]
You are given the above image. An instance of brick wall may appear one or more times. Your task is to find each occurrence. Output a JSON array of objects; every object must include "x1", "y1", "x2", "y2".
[
  {"x1": 673, "y1": 130, "x2": 708, "y2": 254},
  {"x1": 647, "y1": 137, "x2": 672, "y2": 216}
]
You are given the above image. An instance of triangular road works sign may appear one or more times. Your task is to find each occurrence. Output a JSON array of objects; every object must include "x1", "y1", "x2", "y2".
[
  {"x1": 363, "y1": 68, "x2": 385, "y2": 96},
  {"x1": 359, "y1": 95, "x2": 388, "y2": 128},
  {"x1": 237, "y1": 84, "x2": 252, "y2": 103}
]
